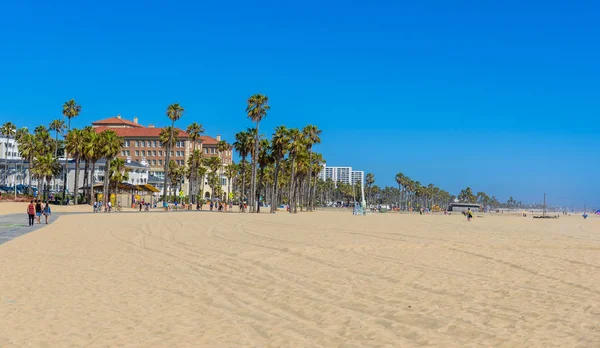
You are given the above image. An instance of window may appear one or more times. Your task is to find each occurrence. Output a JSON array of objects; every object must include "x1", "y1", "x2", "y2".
[
  {"x1": 158, "y1": 160, "x2": 163, "y2": 165},
  {"x1": 121, "y1": 150, "x2": 125, "y2": 156},
  {"x1": 141, "y1": 150, "x2": 145, "y2": 156},
  {"x1": 211, "y1": 148, "x2": 215, "y2": 154},
  {"x1": 158, "y1": 151, "x2": 162, "y2": 156},
  {"x1": 135, "y1": 150, "x2": 139, "y2": 156},
  {"x1": 126, "y1": 150, "x2": 130, "y2": 156},
  {"x1": 141, "y1": 141, "x2": 145, "y2": 147},
  {"x1": 153, "y1": 151, "x2": 157, "y2": 156},
  {"x1": 153, "y1": 141, "x2": 157, "y2": 147},
  {"x1": 204, "y1": 148, "x2": 208, "y2": 154},
  {"x1": 135, "y1": 141, "x2": 139, "y2": 147},
  {"x1": 124, "y1": 140, "x2": 130, "y2": 147},
  {"x1": 170, "y1": 151, "x2": 174, "y2": 156},
  {"x1": 152, "y1": 160, "x2": 156, "y2": 165}
]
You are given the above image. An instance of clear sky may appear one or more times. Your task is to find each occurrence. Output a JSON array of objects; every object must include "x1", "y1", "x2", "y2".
[{"x1": 1, "y1": 0, "x2": 598, "y2": 208}]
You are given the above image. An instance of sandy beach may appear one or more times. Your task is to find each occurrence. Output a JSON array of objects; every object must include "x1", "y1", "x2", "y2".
[{"x1": 0, "y1": 209, "x2": 598, "y2": 347}]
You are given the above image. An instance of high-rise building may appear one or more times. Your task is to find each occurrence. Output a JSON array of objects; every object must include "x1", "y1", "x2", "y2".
[{"x1": 318, "y1": 164, "x2": 364, "y2": 186}]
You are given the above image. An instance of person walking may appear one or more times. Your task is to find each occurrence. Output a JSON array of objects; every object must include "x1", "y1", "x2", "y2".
[
  {"x1": 467, "y1": 208, "x2": 474, "y2": 222},
  {"x1": 43, "y1": 202, "x2": 52, "y2": 224},
  {"x1": 27, "y1": 200, "x2": 35, "y2": 226},
  {"x1": 35, "y1": 200, "x2": 43, "y2": 224}
]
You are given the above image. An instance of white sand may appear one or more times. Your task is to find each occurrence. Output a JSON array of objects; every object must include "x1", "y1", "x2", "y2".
[{"x1": 0, "y1": 211, "x2": 598, "y2": 347}]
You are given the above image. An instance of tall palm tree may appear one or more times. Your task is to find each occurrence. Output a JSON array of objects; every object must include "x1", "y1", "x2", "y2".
[
  {"x1": 233, "y1": 130, "x2": 252, "y2": 211},
  {"x1": 186, "y1": 122, "x2": 203, "y2": 203},
  {"x1": 224, "y1": 163, "x2": 238, "y2": 205},
  {"x1": 109, "y1": 158, "x2": 129, "y2": 197},
  {"x1": 365, "y1": 173, "x2": 375, "y2": 204},
  {"x1": 269, "y1": 126, "x2": 289, "y2": 213},
  {"x1": 286, "y1": 128, "x2": 303, "y2": 213},
  {"x1": 98, "y1": 130, "x2": 123, "y2": 206},
  {"x1": 32, "y1": 153, "x2": 61, "y2": 201},
  {"x1": 160, "y1": 126, "x2": 179, "y2": 197},
  {"x1": 65, "y1": 129, "x2": 85, "y2": 204},
  {"x1": 204, "y1": 156, "x2": 222, "y2": 199},
  {"x1": 256, "y1": 138, "x2": 272, "y2": 212},
  {"x1": 197, "y1": 166, "x2": 208, "y2": 201},
  {"x1": 48, "y1": 119, "x2": 66, "y2": 158},
  {"x1": 162, "y1": 103, "x2": 185, "y2": 203},
  {"x1": 61, "y1": 99, "x2": 81, "y2": 203},
  {"x1": 49, "y1": 119, "x2": 66, "y2": 191},
  {"x1": 18, "y1": 133, "x2": 35, "y2": 189},
  {"x1": 302, "y1": 125, "x2": 321, "y2": 210},
  {"x1": 81, "y1": 128, "x2": 100, "y2": 203},
  {"x1": 1, "y1": 122, "x2": 17, "y2": 185},
  {"x1": 245, "y1": 94, "x2": 270, "y2": 212}
]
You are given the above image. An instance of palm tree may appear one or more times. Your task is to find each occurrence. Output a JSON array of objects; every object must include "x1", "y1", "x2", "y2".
[
  {"x1": 32, "y1": 153, "x2": 61, "y2": 201},
  {"x1": 160, "y1": 126, "x2": 179, "y2": 197},
  {"x1": 1, "y1": 122, "x2": 17, "y2": 185},
  {"x1": 109, "y1": 158, "x2": 129, "y2": 197},
  {"x1": 302, "y1": 125, "x2": 321, "y2": 210},
  {"x1": 256, "y1": 138, "x2": 272, "y2": 213},
  {"x1": 82, "y1": 128, "x2": 101, "y2": 203},
  {"x1": 269, "y1": 126, "x2": 289, "y2": 213},
  {"x1": 224, "y1": 163, "x2": 238, "y2": 205},
  {"x1": 61, "y1": 99, "x2": 81, "y2": 203},
  {"x1": 162, "y1": 103, "x2": 185, "y2": 203},
  {"x1": 48, "y1": 119, "x2": 66, "y2": 191},
  {"x1": 48, "y1": 119, "x2": 66, "y2": 158},
  {"x1": 98, "y1": 130, "x2": 123, "y2": 206},
  {"x1": 245, "y1": 94, "x2": 270, "y2": 212},
  {"x1": 18, "y1": 133, "x2": 35, "y2": 189},
  {"x1": 286, "y1": 128, "x2": 304, "y2": 213},
  {"x1": 65, "y1": 129, "x2": 85, "y2": 204},
  {"x1": 186, "y1": 122, "x2": 204, "y2": 203},
  {"x1": 204, "y1": 156, "x2": 221, "y2": 199},
  {"x1": 197, "y1": 166, "x2": 208, "y2": 201},
  {"x1": 233, "y1": 130, "x2": 252, "y2": 211},
  {"x1": 365, "y1": 173, "x2": 375, "y2": 204}
]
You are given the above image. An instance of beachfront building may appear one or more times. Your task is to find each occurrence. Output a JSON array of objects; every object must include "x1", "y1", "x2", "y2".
[
  {"x1": 448, "y1": 202, "x2": 481, "y2": 213},
  {"x1": 318, "y1": 165, "x2": 365, "y2": 186},
  {"x1": 92, "y1": 115, "x2": 232, "y2": 199},
  {"x1": 0, "y1": 135, "x2": 22, "y2": 186}
]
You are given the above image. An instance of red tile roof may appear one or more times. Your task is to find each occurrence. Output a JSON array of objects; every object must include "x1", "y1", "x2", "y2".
[
  {"x1": 94, "y1": 126, "x2": 190, "y2": 138},
  {"x1": 91, "y1": 117, "x2": 144, "y2": 128}
]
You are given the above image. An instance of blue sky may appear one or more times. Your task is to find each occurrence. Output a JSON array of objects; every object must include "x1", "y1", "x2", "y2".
[{"x1": 1, "y1": 0, "x2": 598, "y2": 208}]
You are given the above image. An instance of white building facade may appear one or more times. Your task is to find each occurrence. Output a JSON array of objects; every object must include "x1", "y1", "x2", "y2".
[{"x1": 318, "y1": 165, "x2": 365, "y2": 186}]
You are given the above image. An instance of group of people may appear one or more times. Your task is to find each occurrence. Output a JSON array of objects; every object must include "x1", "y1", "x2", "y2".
[
  {"x1": 93, "y1": 200, "x2": 123, "y2": 213},
  {"x1": 26, "y1": 200, "x2": 51, "y2": 226}
]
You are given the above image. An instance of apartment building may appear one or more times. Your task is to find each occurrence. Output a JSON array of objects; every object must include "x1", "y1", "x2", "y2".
[{"x1": 318, "y1": 164, "x2": 364, "y2": 186}]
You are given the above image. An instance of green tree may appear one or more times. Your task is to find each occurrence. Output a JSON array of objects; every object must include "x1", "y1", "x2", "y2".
[
  {"x1": 186, "y1": 122, "x2": 203, "y2": 203},
  {"x1": 1, "y1": 122, "x2": 17, "y2": 185},
  {"x1": 269, "y1": 126, "x2": 289, "y2": 213},
  {"x1": 31, "y1": 153, "x2": 61, "y2": 201},
  {"x1": 61, "y1": 99, "x2": 81, "y2": 202},
  {"x1": 98, "y1": 130, "x2": 123, "y2": 206},
  {"x1": 233, "y1": 130, "x2": 252, "y2": 210},
  {"x1": 458, "y1": 187, "x2": 477, "y2": 203},
  {"x1": 302, "y1": 125, "x2": 322, "y2": 211},
  {"x1": 109, "y1": 158, "x2": 129, "y2": 197},
  {"x1": 162, "y1": 103, "x2": 184, "y2": 203},
  {"x1": 245, "y1": 94, "x2": 270, "y2": 213},
  {"x1": 65, "y1": 128, "x2": 85, "y2": 204}
]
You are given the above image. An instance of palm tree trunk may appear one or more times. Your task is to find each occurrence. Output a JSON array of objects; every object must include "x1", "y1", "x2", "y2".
[
  {"x1": 289, "y1": 158, "x2": 296, "y2": 213},
  {"x1": 89, "y1": 161, "x2": 96, "y2": 204},
  {"x1": 162, "y1": 120, "x2": 175, "y2": 202},
  {"x1": 103, "y1": 158, "x2": 111, "y2": 206},
  {"x1": 270, "y1": 160, "x2": 281, "y2": 213},
  {"x1": 250, "y1": 123, "x2": 259, "y2": 213},
  {"x1": 240, "y1": 158, "x2": 246, "y2": 212}
]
